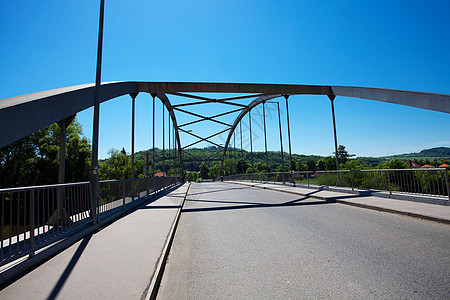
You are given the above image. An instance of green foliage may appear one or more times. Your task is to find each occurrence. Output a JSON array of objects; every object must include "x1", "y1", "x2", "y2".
[
  {"x1": 325, "y1": 156, "x2": 336, "y2": 170},
  {"x1": 199, "y1": 162, "x2": 210, "y2": 179},
  {"x1": 236, "y1": 159, "x2": 251, "y2": 174},
  {"x1": 334, "y1": 145, "x2": 354, "y2": 165},
  {"x1": 340, "y1": 159, "x2": 371, "y2": 170},
  {"x1": 296, "y1": 160, "x2": 307, "y2": 171},
  {"x1": 306, "y1": 159, "x2": 316, "y2": 172},
  {"x1": 0, "y1": 120, "x2": 91, "y2": 188},
  {"x1": 316, "y1": 159, "x2": 326, "y2": 171},
  {"x1": 99, "y1": 148, "x2": 131, "y2": 180},
  {"x1": 186, "y1": 171, "x2": 198, "y2": 182},
  {"x1": 376, "y1": 158, "x2": 408, "y2": 169}
]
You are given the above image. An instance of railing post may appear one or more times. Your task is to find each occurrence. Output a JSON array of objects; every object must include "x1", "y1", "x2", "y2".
[
  {"x1": 388, "y1": 170, "x2": 392, "y2": 198},
  {"x1": 445, "y1": 169, "x2": 450, "y2": 202},
  {"x1": 307, "y1": 173, "x2": 310, "y2": 187},
  {"x1": 325, "y1": 171, "x2": 329, "y2": 188},
  {"x1": 350, "y1": 170, "x2": 354, "y2": 191},
  {"x1": 29, "y1": 190, "x2": 35, "y2": 258}
]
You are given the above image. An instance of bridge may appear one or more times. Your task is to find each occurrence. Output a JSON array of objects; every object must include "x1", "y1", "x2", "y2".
[{"x1": 1, "y1": 82, "x2": 450, "y2": 299}]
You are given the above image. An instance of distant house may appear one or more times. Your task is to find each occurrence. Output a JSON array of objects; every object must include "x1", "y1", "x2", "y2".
[
  {"x1": 439, "y1": 164, "x2": 450, "y2": 168},
  {"x1": 154, "y1": 172, "x2": 166, "y2": 177},
  {"x1": 421, "y1": 164, "x2": 434, "y2": 168},
  {"x1": 410, "y1": 160, "x2": 421, "y2": 168}
]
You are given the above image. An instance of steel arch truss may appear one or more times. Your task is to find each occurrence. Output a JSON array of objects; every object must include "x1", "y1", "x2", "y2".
[
  {"x1": 1, "y1": 81, "x2": 449, "y2": 181},
  {"x1": 166, "y1": 92, "x2": 264, "y2": 164}
]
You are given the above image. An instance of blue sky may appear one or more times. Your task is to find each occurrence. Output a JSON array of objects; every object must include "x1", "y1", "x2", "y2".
[{"x1": 1, "y1": 0, "x2": 449, "y2": 159}]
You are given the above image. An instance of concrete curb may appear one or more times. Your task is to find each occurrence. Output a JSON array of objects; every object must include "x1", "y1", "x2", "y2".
[
  {"x1": 229, "y1": 181, "x2": 450, "y2": 225},
  {"x1": 144, "y1": 182, "x2": 191, "y2": 300}
]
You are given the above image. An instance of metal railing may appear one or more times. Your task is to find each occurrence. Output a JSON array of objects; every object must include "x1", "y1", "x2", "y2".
[
  {"x1": 0, "y1": 176, "x2": 180, "y2": 268},
  {"x1": 223, "y1": 168, "x2": 450, "y2": 200}
]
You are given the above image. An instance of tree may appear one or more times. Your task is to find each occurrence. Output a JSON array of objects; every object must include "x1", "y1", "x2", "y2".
[
  {"x1": 316, "y1": 159, "x2": 326, "y2": 171},
  {"x1": 208, "y1": 163, "x2": 220, "y2": 179},
  {"x1": 199, "y1": 162, "x2": 210, "y2": 179},
  {"x1": 0, "y1": 120, "x2": 91, "y2": 188},
  {"x1": 186, "y1": 171, "x2": 198, "y2": 182},
  {"x1": 341, "y1": 159, "x2": 370, "y2": 170},
  {"x1": 334, "y1": 145, "x2": 353, "y2": 165},
  {"x1": 256, "y1": 162, "x2": 271, "y2": 173},
  {"x1": 296, "y1": 160, "x2": 307, "y2": 171},
  {"x1": 376, "y1": 158, "x2": 408, "y2": 169},
  {"x1": 306, "y1": 159, "x2": 316, "y2": 172},
  {"x1": 236, "y1": 159, "x2": 250, "y2": 174},
  {"x1": 325, "y1": 156, "x2": 336, "y2": 170},
  {"x1": 99, "y1": 148, "x2": 131, "y2": 180}
]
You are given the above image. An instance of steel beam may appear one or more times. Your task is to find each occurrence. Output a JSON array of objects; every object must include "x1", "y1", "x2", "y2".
[
  {"x1": 2, "y1": 82, "x2": 449, "y2": 149},
  {"x1": 329, "y1": 95, "x2": 341, "y2": 185},
  {"x1": 218, "y1": 94, "x2": 281, "y2": 178}
]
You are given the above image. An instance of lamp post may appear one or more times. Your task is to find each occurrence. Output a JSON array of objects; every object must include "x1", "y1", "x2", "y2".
[{"x1": 90, "y1": 0, "x2": 105, "y2": 224}]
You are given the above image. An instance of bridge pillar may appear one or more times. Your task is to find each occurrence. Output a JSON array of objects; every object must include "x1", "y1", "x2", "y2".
[
  {"x1": 152, "y1": 94, "x2": 156, "y2": 177},
  {"x1": 263, "y1": 102, "x2": 269, "y2": 183},
  {"x1": 130, "y1": 93, "x2": 138, "y2": 200},
  {"x1": 47, "y1": 115, "x2": 76, "y2": 227},
  {"x1": 276, "y1": 102, "x2": 285, "y2": 184},
  {"x1": 249, "y1": 111, "x2": 253, "y2": 176},
  {"x1": 284, "y1": 95, "x2": 294, "y2": 186}
]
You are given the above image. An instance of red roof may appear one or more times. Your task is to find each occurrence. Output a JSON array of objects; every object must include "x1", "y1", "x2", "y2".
[
  {"x1": 421, "y1": 164, "x2": 434, "y2": 168},
  {"x1": 410, "y1": 161, "x2": 421, "y2": 168},
  {"x1": 439, "y1": 164, "x2": 450, "y2": 168}
]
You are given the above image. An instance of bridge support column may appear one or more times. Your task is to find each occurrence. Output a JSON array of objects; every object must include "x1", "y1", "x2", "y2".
[
  {"x1": 152, "y1": 94, "x2": 156, "y2": 176},
  {"x1": 249, "y1": 111, "x2": 253, "y2": 177},
  {"x1": 130, "y1": 93, "x2": 138, "y2": 201},
  {"x1": 276, "y1": 102, "x2": 285, "y2": 184},
  {"x1": 263, "y1": 102, "x2": 269, "y2": 183},
  {"x1": 48, "y1": 115, "x2": 75, "y2": 227},
  {"x1": 233, "y1": 132, "x2": 236, "y2": 175},
  {"x1": 284, "y1": 95, "x2": 294, "y2": 186},
  {"x1": 162, "y1": 105, "x2": 165, "y2": 176},
  {"x1": 240, "y1": 121, "x2": 243, "y2": 171},
  {"x1": 329, "y1": 95, "x2": 341, "y2": 186}
]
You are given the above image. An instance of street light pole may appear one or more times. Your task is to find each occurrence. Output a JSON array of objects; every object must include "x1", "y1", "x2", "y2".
[{"x1": 90, "y1": 0, "x2": 105, "y2": 224}]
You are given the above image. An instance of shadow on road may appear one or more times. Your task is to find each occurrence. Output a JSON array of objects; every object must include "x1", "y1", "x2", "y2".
[
  {"x1": 182, "y1": 196, "x2": 335, "y2": 213},
  {"x1": 186, "y1": 185, "x2": 252, "y2": 197},
  {"x1": 46, "y1": 234, "x2": 92, "y2": 300}
]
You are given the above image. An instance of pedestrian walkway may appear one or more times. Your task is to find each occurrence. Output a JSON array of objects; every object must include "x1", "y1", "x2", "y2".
[
  {"x1": 228, "y1": 181, "x2": 450, "y2": 224},
  {"x1": 0, "y1": 183, "x2": 190, "y2": 300}
]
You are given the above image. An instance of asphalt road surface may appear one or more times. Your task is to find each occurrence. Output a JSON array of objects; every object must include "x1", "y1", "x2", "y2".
[{"x1": 157, "y1": 182, "x2": 449, "y2": 299}]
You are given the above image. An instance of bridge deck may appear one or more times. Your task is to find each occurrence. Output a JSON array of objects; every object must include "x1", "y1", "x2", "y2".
[
  {"x1": 0, "y1": 182, "x2": 449, "y2": 299},
  {"x1": 228, "y1": 181, "x2": 450, "y2": 223},
  {"x1": 0, "y1": 183, "x2": 189, "y2": 300},
  {"x1": 159, "y1": 182, "x2": 450, "y2": 299}
]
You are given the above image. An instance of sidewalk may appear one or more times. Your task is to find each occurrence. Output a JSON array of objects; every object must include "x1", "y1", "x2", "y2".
[
  {"x1": 0, "y1": 183, "x2": 190, "y2": 300},
  {"x1": 228, "y1": 181, "x2": 450, "y2": 224}
]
